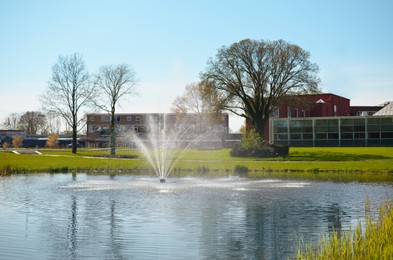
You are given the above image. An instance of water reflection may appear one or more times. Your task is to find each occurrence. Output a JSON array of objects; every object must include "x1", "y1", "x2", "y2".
[
  {"x1": 107, "y1": 200, "x2": 122, "y2": 259},
  {"x1": 0, "y1": 174, "x2": 392, "y2": 259},
  {"x1": 67, "y1": 196, "x2": 77, "y2": 259},
  {"x1": 326, "y1": 203, "x2": 344, "y2": 234}
]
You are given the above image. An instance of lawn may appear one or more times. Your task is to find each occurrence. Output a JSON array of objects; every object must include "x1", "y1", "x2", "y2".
[{"x1": 1, "y1": 147, "x2": 393, "y2": 181}]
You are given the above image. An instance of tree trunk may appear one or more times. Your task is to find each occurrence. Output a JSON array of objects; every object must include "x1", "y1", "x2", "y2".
[
  {"x1": 110, "y1": 111, "x2": 116, "y2": 156},
  {"x1": 72, "y1": 123, "x2": 77, "y2": 154},
  {"x1": 251, "y1": 116, "x2": 268, "y2": 142}
]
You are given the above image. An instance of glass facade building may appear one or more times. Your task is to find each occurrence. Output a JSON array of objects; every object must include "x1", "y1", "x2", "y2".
[{"x1": 270, "y1": 116, "x2": 393, "y2": 146}]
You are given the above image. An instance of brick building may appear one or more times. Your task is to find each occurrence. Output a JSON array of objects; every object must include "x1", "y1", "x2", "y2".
[
  {"x1": 269, "y1": 95, "x2": 393, "y2": 146},
  {"x1": 247, "y1": 93, "x2": 351, "y2": 140},
  {"x1": 274, "y1": 93, "x2": 351, "y2": 118},
  {"x1": 85, "y1": 113, "x2": 230, "y2": 148},
  {"x1": 243, "y1": 93, "x2": 393, "y2": 146}
]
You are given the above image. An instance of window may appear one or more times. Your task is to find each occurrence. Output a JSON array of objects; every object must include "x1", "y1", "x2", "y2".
[
  {"x1": 271, "y1": 107, "x2": 279, "y2": 118},
  {"x1": 294, "y1": 109, "x2": 298, "y2": 118},
  {"x1": 101, "y1": 115, "x2": 110, "y2": 122},
  {"x1": 127, "y1": 116, "x2": 132, "y2": 122},
  {"x1": 287, "y1": 107, "x2": 291, "y2": 118},
  {"x1": 116, "y1": 116, "x2": 121, "y2": 122},
  {"x1": 302, "y1": 110, "x2": 306, "y2": 117},
  {"x1": 139, "y1": 126, "x2": 146, "y2": 133},
  {"x1": 136, "y1": 116, "x2": 141, "y2": 122},
  {"x1": 100, "y1": 127, "x2": 110, "y2": 136},
  {"x1": 92, "y1": 126, "x2": 101, "y2": 133}
]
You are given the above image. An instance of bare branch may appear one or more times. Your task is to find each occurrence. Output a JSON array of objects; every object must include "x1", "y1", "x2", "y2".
[
  {"x1": 93, "y1": 63, "x2": 137, "y2": 155},
  {"x1": 41, "y1": 53, "x2": 94, "y2": 153}
]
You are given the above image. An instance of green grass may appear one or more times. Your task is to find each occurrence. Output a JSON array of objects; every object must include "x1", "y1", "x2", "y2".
[
  {"x1": 297, "y1": 199, "x2": 393, "y2": 259},
  {"x1": 1, "y1": 147, "x2": 393, "y2": 181}
]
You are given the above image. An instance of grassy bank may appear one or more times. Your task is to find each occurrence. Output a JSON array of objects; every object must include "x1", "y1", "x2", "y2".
[{"x1": 1, "y1": 147, "x2": 393, "y2": 181}]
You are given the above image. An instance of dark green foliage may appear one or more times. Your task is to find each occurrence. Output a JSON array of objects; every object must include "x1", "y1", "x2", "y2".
[
  {"x1": 0, "y1": 165, "x2": 26, "y2": 175},
  {"x1": 234, "y1": 165, "x2": 249, "y2": 175},
  {"x1": 231, "y1": 144, "x2": 289, "y2": 158},
  {"x1": 48, "y1": 166, "x2": 69, "y2": 173},
  {"x1": 230, "y1": 129, "x2": 289, "y2": 158}
]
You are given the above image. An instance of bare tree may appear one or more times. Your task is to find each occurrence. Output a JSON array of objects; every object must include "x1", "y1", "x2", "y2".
[
  {"x1": 46, "y1": 110, "x2": 63, "y2": 134},
  {"x1": 18, "y1": 111, "x2": 47, "y2": 134},
  {"x1": 41, "y1": 53, "x2": 95, "y2": 153},
  {"x1": 171, "y1": 81, "x2": 226, "y2": 126},
  {"x1": 201, "y1": 39, "x2": 320, "y2": 140},
  {"x1": 94, "y1": 64, "x2": 137, "y2": 155},
  {"x1": 2, "y1": 113, "x2": 20, "y2": 129},
  {"x1": 172, "y1": 82, "x2": 209, "y2": 114}
]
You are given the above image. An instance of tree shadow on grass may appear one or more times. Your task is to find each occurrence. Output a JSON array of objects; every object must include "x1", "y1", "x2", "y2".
[{"x1": 290, "y1": 151, "x2": 391, "y2": 161}]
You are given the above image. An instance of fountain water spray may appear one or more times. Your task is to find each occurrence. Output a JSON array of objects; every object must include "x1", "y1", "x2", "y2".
[{"x1": 131, "y1": 114, "x2": 223, "y2": 182}]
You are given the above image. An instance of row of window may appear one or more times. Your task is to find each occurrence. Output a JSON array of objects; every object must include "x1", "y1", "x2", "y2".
[
  {"x1": 89, "y1": 125, "x2": 147, "y2": 134},
  {"x1": 91, "y1": 115, "x2": 143, "y2": 123},
  {"x1": 274, "y1": 132, "x2": 393, "y2": 140},
  {"x1": 273, "y1": 117, "x2": 393, "y2": 127},
  {"x1": 272, "y1": 107, "x2": 307, "y2": 118},
  {"x1": 271, "y1": 116, "x2": 393, "y2": 146},
  {"x1": 275, "y1": 125, "x2": 393, "y2": 134}
]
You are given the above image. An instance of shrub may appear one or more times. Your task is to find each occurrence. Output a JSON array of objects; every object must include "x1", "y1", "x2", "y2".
[
  {"x1": 46, "y1": 133, "x2": 59, "y2": 148},
  {"x1": 2, "y1": 142, "x2": 10, "y2": 150},
  {"x1": 231, "y1": 144, "x2": 289, "y2": 158},
  {"x1": 234, "y1": 165, "x2": 249, "y2": 175},
  {"x1": 12, "y1": 135, "x2": 23, "y2": 148},
  {"x1": 230, "y1": 129, "x2": 289, "y2": 158},
  {"x1": 48, "y1": 166, "x2": 69, "y2": 173}
]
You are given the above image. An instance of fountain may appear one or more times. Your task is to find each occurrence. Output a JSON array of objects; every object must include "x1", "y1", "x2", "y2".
[{"x1": 131, "y1": 114, "x2": 221, "y2": 182}]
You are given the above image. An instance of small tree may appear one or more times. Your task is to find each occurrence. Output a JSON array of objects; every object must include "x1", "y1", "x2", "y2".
[
  {"x1": 171, "y1": 81, "x2": 227, "y2": 132},
  {"x1": 18, "y1": 111, "x2": 47, "y2": 134},
  {"x1": 94, "y1": 64, "x2": 137, "y2": 156},
  {"x1": 2, "y1": 142, "x2": 10, "y2": 150},
  {"x1": 46, "y1": 133, "x2": 59, "y2": 148},
  {"x1": 230, "y1": 128, "x2": 289, "y2": 158},
  {"x1": 240, "y1": 129, "x2": 263, "y2": 149},
  {"x1": 172, "y1": 81, "x2": 226, "y2": 115},
  {"x1": 12, "y1": 135, "x2": 23, "y2": 148},
  {"x1": 41, "y1": 53, "x2": 95, "y2": 154},
  {"x1": 1, "y1": 113, "x2": 20, "y2": 129},
  {"x1": 46, "y1": 110, "x2": 63, "y2": 134}
]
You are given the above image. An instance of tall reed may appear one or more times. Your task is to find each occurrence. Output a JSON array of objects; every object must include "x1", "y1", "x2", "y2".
[{"x1": 297, "y1": 199, "x2": 393, "y2": 259}]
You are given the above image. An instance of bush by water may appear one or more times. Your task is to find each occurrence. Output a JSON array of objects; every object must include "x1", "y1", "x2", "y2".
[{"x1": 230, "y1": 129, "x2": 289, "y2": 158}]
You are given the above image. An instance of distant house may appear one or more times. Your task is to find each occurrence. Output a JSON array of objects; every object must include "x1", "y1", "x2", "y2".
[
  {"x1": 0, "y1": 130, "x2": 27, "y2": 147},
  {"x1": 85, "y1": 113, "x2": 230, "y2": 148},
  {"x1": 0, "y1": 130, "x2": 27, "y2": 139},
  {"x1": 0, "y1": 130, "x2": 84, "y2": 148}
]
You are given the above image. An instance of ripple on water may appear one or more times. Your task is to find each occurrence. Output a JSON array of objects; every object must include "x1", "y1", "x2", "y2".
[{"x1": 0, "y1": 174, "x2": 392, "y2": 260}]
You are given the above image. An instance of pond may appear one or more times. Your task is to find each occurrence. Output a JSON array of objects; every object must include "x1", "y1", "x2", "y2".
[{"x1": 0, "y1": 174, "x2": 392, "y2": 259}]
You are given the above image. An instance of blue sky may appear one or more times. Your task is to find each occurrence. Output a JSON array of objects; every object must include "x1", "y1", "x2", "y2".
[{"x1": 1, "y1": 0, "x2": 392, "y2": 131}]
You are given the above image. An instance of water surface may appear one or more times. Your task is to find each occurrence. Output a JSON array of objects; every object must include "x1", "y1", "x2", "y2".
[{"x1": 0, "y1": 174, "x2": 392, "y2": 259}]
